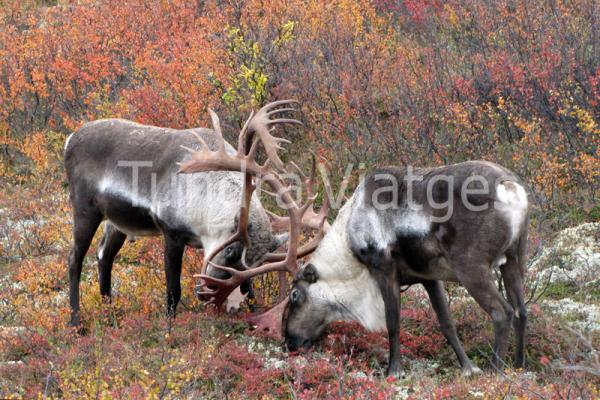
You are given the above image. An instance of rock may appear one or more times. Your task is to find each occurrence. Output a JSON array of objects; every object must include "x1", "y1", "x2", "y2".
[
  {"x1": 0, "y1": 360, "x2": 24, "y2": 367},
  {"x1": 349, "y1": 371, "x2": 368, "y2": 380},
  {"x1": 528, "y1": 223, "x2": 600, "y2": 332},
  {"x1": 543, "y1": 298, "x2": 600, "y2": 332},
  {"x1": 264, "y1": 358, "x2": 287, "y2": 369},
  {"x1": 530, "y1": 222, "x2": 599, "y2": 286}
]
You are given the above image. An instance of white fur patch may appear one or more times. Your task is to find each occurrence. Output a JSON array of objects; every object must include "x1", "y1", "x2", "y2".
[
  {"x1": 307, "y1": 195, "x2": 387, "y2": 331},
  {"x1": 392, "y1": 208, "x2": 431, "y2": 236},
  {"x1": 97, "y1": 176, "x2": 156, "y2": 237},
  {"x1": 349, "y1": 189, "x2": 430, "y2": 253},
  {"x1": 98, "y1": 176, "x2": 153, "y2": 211},
  {"x1": 495, "y1": 182, "x2": 528, "y2": 244},
  {"x1": 64, "y1": 133, "x2": 73, "y2": 151},
  {"x1": 492, "y1": 254, "x2": 507, "y2": 269}
]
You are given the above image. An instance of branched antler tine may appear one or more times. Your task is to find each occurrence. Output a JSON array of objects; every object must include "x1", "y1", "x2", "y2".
[
  {"x1": 238, "y1": 109, "x2": 255, "y2": 154},
  {"x1": 266, "y1": 107, "x2": 297, "y2": 117},
  {"x1": 246, "y1": 100, "x2": 302, "y2": 171},
  {"x1": 186, "y1": 130, "x2": 210, "y2": 152},
  {"x1": 246, "y1": 259, "x2": 296, "y2": 276},
  {"x1": 200, "y1": 172, "x2": 254, "y2": 274},
  {"x1": 289, "y1": 161, "x2": 307, "y2": 180},
  {"x1": 265, "y1": 209, "x2": 290, "y2": 231},
  {"x1": 268, "y1": 118, "x2": 303, "y2": 126},
  {"x1": 297, "y1": 235, "x2": 324, "y2": 257},
  {"x1": 262, "y1": 219, "x2": 327, "y2": 263},
  {"x1": 318, "y1": 193, "x2": 331, "y2": 229},
  {"x1": 274, "y1": 137, "x2": 292, "y2": 145},
  {"x1": 260, "y1": 99, "x2": 299, "y2": 110},
  {"x1": 208, "y1": 108, "x2": 226, "y2": 153},
  {"x1": 315, "y1": 159, "x2": 332, "y2": 232},
  {"x1": 206, "y1": 261, "x2": 241, "y2": 276},
  {"x1": 247, "y1": 135, "x2": 260, "y2": 159},
  {"x1": 199, "y1": 259, "x2": 292, "y2": 307},
  {"x1": 195, "y1": 288, "x2": 216, "y2": 297},
  {"x1": 299, "y1": 193, "x2": 318, "y2": 215},
  {"x1": 238, "y1": 171, "x2": 254, "y2": 245},
  {"x1": 252, "y1": 124, "x2": 286, "y2": 171},
  {"x1": 180, "y1": 145, "x2": 197, "y2": 154},
  {"x1": 240, "y1": 247, "x2": 251, "y2": 270},
  {"x1": 200, "y1": 229, "x2": 243, "y2": 275},
  {"x1": 261, "y1": 188, "x2": 280, "y2": 198},
  {"x1": 305, "y1": 154, "x2": 317, "y2": 195},
  {"x1": 182, "y1": 101, "x2": 331, "y2": 313},
  {"x1": 197, "y1": 275, "x2": 227, "y2": 286}
]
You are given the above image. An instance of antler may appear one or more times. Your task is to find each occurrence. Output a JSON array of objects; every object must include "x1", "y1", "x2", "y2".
[
  {"x1": 178, "y1": 100, "x2": 329, "y2": 312},
  {"x1": 192, "y1": 159, "x2": 328, "y2": 308},
  {"x1": 267, "y1": 155, "x2": 331, "y2": 234}
]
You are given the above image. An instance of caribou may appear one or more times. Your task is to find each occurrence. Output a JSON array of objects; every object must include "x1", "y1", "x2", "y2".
[
  {"x1": 176, "y1": 107, "x2": 525, "y2": 377},
  {"x1": 63, "y1": 101, "x2": 300, "y2": 327},
  {"x1": 283, "y1": 163, "x2": 529, "y2": 376},
  {"x1": 176, "y1": 102, "x2": 528, "y2": 377}
]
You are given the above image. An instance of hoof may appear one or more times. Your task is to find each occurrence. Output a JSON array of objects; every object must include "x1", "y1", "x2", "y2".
[
  {"x1": 386, "y1": 363, "x2": 402, "y2": 378},
  {"x1": 462, "y1": 365, "x2": 483, "y2": 377},
  {"x1": 69, "y1": 315, "x2": 80, "y2": 328},
  {"x1": 69, "y1": 318, "x2": 86, "y2": 335}
]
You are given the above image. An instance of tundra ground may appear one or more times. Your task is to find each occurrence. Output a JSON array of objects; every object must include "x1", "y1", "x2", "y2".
[{"x1": 1, "y1": 180, "x2": 598, "y2": 399}]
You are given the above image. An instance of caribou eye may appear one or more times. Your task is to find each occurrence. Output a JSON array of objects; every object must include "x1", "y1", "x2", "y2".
[
  {"x1": 290, "y1": 288, "x2": 301, "y2": 304},
  {"x1": 223, "y1": 243, "x2": 241, "y2": 262}
]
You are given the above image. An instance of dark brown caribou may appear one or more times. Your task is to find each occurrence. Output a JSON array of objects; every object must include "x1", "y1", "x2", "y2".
[{"x1": 284, "y1": 162, "x2": 529, "y2": 376}]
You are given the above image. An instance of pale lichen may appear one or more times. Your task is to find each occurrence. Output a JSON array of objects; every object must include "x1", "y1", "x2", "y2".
[{"x1": 530, "y1": 222, "x2": 599, "y2": 286}]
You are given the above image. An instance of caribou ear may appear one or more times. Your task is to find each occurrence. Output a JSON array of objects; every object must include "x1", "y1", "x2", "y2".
[
  {"x1": 299, "y1": 263, "x2": 319, "y2": 284},
  {"x1": 268, "y1": 233, "x2": 289, "y2": 252}
]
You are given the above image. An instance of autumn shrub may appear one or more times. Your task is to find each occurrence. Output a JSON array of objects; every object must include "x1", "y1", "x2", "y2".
[
  {"x1": 0, "y1": 1, "x2": 599, "y2": 398},
  {"x1": 0, "y1": 0, "x2": 597, "y2": 228}
]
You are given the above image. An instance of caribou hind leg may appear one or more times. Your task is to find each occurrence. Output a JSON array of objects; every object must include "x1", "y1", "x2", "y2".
[
  {"x1": 453, "y1": 258, "x2": 515, "y2": 371},
  {"x1": 500, "y1": 255, "x2": 527, "y2": 368},
  {"x1": 422, "y1": 280, "x2": 481, "y2": 375},
  {"x1": 163, "y1": 235, "x2": 185, "y2": 318},
  {"x1": 97, "y1": 222, "x2": 127, "y2": 301},
  {"x1": 68, "y1": 207, "x2": 102, "y2": 328}
]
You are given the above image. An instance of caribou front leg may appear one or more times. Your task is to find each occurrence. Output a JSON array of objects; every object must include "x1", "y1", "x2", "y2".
[{"x1": 372, "y1": 267, "x2": 402, "y2": 377}]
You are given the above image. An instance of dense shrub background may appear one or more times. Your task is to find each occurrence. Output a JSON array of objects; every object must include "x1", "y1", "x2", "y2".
[
  {"x1": 0, "y1": 0, "x2": 598, "y2": 227},
  {"x1": 0, "y1": 1, "x2": 598, "y2": 398}
]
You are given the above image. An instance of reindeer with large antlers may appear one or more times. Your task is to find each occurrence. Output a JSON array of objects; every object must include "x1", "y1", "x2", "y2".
[
  {"x1": 64, "y1": 101, "x2": 305, "y2": 327},
  {"x1": 179, "y1": 100, "x2": 330, "y2": 334}
]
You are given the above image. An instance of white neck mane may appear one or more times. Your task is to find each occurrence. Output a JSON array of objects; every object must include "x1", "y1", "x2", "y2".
[{"x1": 307, "y1": 194, "x2": 387, "y2": 331}]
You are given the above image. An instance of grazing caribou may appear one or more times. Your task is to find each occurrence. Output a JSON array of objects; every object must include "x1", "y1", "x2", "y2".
[
  {"x1": 63, "y1": 101, "x2": 299, "y2": 327},
  {"x1": 174, "y1": 105, "x2": 527, "y2": 376},
  {"x1": 284, "y1": 162, "x2": 529, "y2": 376}
]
